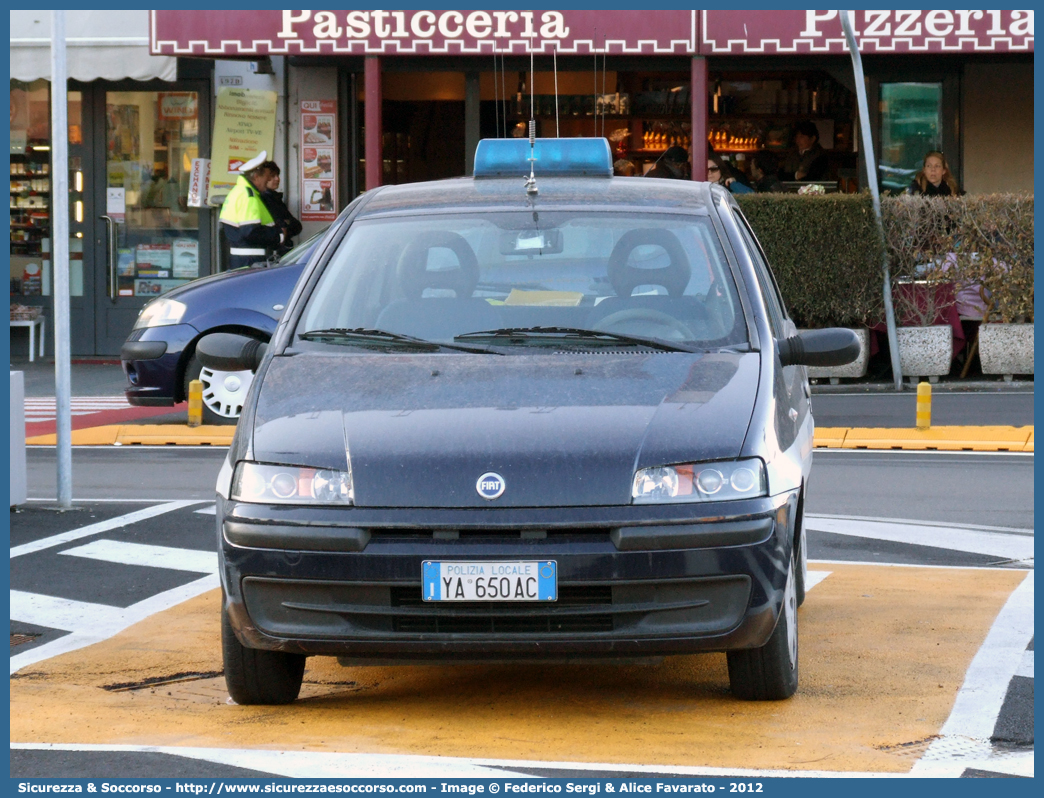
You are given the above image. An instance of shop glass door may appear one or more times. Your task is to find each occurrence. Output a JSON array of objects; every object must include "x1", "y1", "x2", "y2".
[
  {"x1": 878, "y1": 82, "x2": 942, "y2": 194},
  {"x1": 96, "y1": 90, "x2": 202, "y2": 354}
]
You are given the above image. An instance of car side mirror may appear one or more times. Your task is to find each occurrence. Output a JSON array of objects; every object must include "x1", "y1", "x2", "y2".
[
  {"x1": 777, "y1": 328, "x2": 860, "y2": 368},
  {"x1": 196, "y1": 333, "x2": 267, "y2": 373}
]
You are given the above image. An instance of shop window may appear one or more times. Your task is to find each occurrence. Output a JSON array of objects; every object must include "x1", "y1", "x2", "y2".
[
  {"x1": 106, "y1": 90, "x2": 201, "y2": 297},
  {"x1": 878, "y1": 82, "x2": 942, "y2": 194},
  {"x1": 706, "y1": 72, "x2": 858, "y2": 191},
  {"x1": 10, "y1": 80, "x2": 53, "y2": 299}
]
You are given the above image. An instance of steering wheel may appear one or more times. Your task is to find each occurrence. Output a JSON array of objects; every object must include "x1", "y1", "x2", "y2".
[{"x1": 592, "y1": 308, "x2": 696, "y2": 342}]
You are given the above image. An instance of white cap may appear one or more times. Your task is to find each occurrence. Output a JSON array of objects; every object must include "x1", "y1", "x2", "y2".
[{"x1": 237, "y1": 150, "x2": 268, "y2": 174}]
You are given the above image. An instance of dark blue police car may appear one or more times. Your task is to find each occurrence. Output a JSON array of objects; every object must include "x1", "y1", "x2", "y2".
[{"x1": 198, "y1": 138, "x2": 858, "y2": 704}]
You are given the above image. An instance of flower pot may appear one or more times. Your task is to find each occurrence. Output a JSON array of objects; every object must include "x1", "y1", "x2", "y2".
[
  {"x1": 897, "y1": 325, "x2": 952, "y2": 383},
  {"x1": 805, "y1": 328, "x2": 869, "y2": 384},
  {"x1": 978, "y1": 323, "x2": 1034, "y2": 379}
]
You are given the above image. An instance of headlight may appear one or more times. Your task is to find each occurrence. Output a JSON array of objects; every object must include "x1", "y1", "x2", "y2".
[
  {"x1": 133, "y1": 298, "x2": 187, "y2": 329},
  {"x1": 231, "y1": 462, "x2": 354, "y2": 505},
  {"x1": 632, "y1": 458, "x2": 766, "y2": 503}
]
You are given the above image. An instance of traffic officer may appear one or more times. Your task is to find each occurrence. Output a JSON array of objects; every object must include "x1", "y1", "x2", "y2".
[{"x1": 219, "y1": 151, "x2": 284, "y2": 269}]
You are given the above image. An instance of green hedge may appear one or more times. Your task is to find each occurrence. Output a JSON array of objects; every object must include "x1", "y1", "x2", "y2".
[
  {"x1": 736, "y1": 193, "x2": 884, "y2": 328},
  {"x1": 737, "y1": 193, "x2": 1034, "y2": 327}
]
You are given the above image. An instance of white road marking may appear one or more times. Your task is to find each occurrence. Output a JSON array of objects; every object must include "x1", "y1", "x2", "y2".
[
  {"x1": 804, "y1": 570, "x2": 831, "y2": 591},
  {"x1": 59, "y1": 540, "x2": 218, "y2": 574},
  {"x1": 10, "y1": 501, "x2": 202, "y2": 559},
  {"x1": 807, "y1": 512, "x2": 1033, "y2": 536},
  {"x1": 911, "y1": 570, "x2": 1034, "y2": 777},
  {"x1": 23, "y1": 396, "x2": 132, "y2": 423},
  {"x1": 9, "y1": 574, "x2": 219, "y2": 675},
  {"x1": 194, "y1": 504, "x2": 217, "y2": 515},
  {"x1": 805, "y1": 516, "x2": 1034, "y2": 562},
  {"x1": 7, "y1": 743, "x2": 923, "y2": 778},
  {"x1": 9, "y1": 592, "x2": 124, "y2": 632},
  {"x1": 1014, "y1": 649, "x2": 1033, "y2": 679}
]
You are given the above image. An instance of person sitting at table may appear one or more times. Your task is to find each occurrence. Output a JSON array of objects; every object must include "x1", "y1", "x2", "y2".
[
  {"x1": 750, "y1": 151, "x2": 784, "y2": 193},
  {"x1": 782, "y1": 121, "x2": 829, "y2": 181},
  {"x1": 613, "y1": 158, "x2": 638, "y2": 177},
  {"x1": 707, "y1": 154, "x2": 753, "y2": 194},
  {"x1": 907, "y1": 151, "x2": 963, "y2": 196},
  {"x1": 645, "y1": 146, "x2": 690, "y2": 180}
]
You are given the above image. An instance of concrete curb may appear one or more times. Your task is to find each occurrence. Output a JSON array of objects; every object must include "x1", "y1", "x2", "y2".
[
  {"x1": 815, "y1": 426, "x2": 1033, "y2": 452},
  {"x1": 811, "y1": 380, "x2": 1033, "y2": 394},
  {"x1": 26, "y1": 425, "x2": 234, "y2": 447},
  {"x1": 26, "y1": 424, "x2": 1035, "y2": 452}
]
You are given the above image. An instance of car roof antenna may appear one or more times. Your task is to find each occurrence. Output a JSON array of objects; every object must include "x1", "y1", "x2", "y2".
[
  {"x1": 524, "y1": 47, "x2": 538, "y2": 196},
  {"x1": 553, "y1": 43, "x2": 559, "y2": 138}
]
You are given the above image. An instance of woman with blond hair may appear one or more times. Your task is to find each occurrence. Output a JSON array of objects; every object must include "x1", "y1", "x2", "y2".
[{"x1": 908, "y1": 151, "x2": 962, "y2": 196}]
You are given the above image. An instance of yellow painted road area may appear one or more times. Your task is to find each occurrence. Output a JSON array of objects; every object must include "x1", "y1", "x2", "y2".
[
  {"x1": 26, "y1": 426, "x2": 1034, "y2": 451},
  {"x1": 814, "y1": 426, "x2": 1033, "y2": 451},
  {"x1": 11, "y1": 565, "x2": 1027, "y2": 774},
  {"x1": 26, "y1": 425, "x2": 235, "y2": 446}
]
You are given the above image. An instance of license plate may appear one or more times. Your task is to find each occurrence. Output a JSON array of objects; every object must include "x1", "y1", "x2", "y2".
[{"x1": 422, "y1": 561, "x2": 557, "y2": 602}]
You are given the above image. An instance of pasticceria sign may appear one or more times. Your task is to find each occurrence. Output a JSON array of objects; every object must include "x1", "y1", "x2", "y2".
[{"x1": 150, "y1": 9, "x2": 1032, "y2": 56}]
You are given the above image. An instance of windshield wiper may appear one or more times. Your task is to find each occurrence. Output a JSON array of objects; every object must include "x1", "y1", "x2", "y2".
[
  {"x1": 453, "y1": 326, "x2": 696, "y2": 353},
  {"x1": 298, "y1": 328, "x2": 498, "y2": 354}
]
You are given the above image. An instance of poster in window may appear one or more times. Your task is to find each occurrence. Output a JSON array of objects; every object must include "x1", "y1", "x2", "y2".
[
  {"x1": 300, "y1": 101, "x2": 337, "y2": 222},
  {"x1": 207, "y1": 88, "x2": 278, "y2": 205}
]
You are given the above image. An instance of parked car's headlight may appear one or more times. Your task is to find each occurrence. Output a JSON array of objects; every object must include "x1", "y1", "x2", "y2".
[
  {"x1": 231, "y1": 462, "x2": 354, "y2": 505},
  {"x1": 632, "y1": 458, "x2": 766, "y2": 503},
  {"x1": 133, "y1": 298, "x2": 187, "y2": 329}
]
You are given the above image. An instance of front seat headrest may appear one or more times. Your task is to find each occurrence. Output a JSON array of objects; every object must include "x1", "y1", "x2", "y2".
[
  {"x1": 396, "y1": 231, "x2": 480, "y2": 300},
  {"x1": 607, "y1": 229, "x2": 691, "y2": 298}
]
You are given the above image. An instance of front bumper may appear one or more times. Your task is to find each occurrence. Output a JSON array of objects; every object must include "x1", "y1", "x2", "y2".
[
  {"x1": 219, "y1": 491, "x2": 799, "y2": 661},
  {"x1": 121, "y1": 324, "x2": 199, "y2": 406}
]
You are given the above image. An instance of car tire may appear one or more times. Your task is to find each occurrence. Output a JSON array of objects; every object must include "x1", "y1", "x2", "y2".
[
  {"x1": 184, "y1": 352, "x2": 255, "y2": 425},
  {"x1": 726, "y1": 548, "x2": 799, "y2": 701},
  {"x1": 222, "y1": 602, "x2": 305, "y2": 705}
]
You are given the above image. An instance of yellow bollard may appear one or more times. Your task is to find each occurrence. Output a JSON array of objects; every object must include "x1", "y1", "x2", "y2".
[
  {"x1": 187, "y1": 379, "x2": 203, "y2": 428},
  {"x1": 916, "y1": 381, "x2": 932, "y2": 430}
]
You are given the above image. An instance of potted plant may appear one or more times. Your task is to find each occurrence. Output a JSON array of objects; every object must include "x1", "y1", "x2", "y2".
[
  {"x1": 883, "y1": 196, "x2": 957, "y2": 384},
  {"x1": 953, "y1": 195, "x2": 1034, "y2": 380}
]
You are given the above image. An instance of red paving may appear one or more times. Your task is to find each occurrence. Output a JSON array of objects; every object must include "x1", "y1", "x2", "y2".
[{"x1": 25, "y1": 403, "x2": 187, "y2": 438}]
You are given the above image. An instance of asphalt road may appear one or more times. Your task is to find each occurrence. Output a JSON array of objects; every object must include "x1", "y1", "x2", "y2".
[{"x1": 25, "y1": 447, "x2": 1035, "y2": 530}]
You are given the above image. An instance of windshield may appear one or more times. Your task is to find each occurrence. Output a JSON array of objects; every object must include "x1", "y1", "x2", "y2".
[
  {"x1": 279, "y1": 228, "x2": 327, "y2": 265},
  {"x1": 297, "y1": 211, "x2": 747, "y2": 351}
]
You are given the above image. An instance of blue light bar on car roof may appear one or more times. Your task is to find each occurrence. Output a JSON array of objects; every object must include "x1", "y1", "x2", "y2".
[{"x1": 473, "y1": 137, "x2": 613, "y2": 178}]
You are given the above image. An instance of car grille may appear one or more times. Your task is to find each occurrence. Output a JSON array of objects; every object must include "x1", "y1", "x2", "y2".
[
  {"x1": 368, "y1": 528, "x2": 612, "y2": 542},
  {"x1": 389, "y1": 584, "x2": 614, "y2": 634}
]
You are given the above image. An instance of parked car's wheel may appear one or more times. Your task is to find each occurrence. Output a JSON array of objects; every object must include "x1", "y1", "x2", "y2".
[
  {"x1": 222, "y1": 602, "x2": 305, "y2": 705},
  {"x1": 184, "y1": 352, "x2": 255, "y2": 425},
  {"x1": 726, "y1": 548, "x2": 799, "y2": 701}
]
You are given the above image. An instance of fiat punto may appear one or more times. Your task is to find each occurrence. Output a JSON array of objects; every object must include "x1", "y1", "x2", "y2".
[{"x1": 200, "y1": 138, "x2": 858, "y2": 704}]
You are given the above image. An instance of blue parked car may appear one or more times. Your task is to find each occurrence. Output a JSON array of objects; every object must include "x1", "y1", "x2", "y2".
[{"x1": 121, "y1": 231, "x2": 326, "y2": 424}]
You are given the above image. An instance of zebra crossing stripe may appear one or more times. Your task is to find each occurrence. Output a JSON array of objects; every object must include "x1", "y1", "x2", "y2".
[
  {"x1": 10, "y1": 501, "x2": 202, "y2": 559},
  {"x1": 59, "y1": 540, "x2": 218, "y2": 574},
  {"x1": 9, "y1": 591, "x2": 124, "y2": 632},
  {"x1": 1014, "y1": 650, "x2": 1034, "y2": 679}
]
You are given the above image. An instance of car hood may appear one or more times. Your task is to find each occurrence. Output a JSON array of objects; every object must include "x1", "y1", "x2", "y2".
[
  {"x1": 161, "y1": 262, "x2": 290, "y2": 300},
  {"x1": 251, "y1": 351, "x2": 760, "y2": 508}
]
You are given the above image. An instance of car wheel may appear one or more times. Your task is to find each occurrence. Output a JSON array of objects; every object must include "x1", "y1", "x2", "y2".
[
  {"x1": 184, "y1": 352, "x2": 255, "y2": 425},
  {"x1": 222, "y1": 601, "x2": 305, "y2": 705},
  {"x1": 726, "y1": 548, "x2": 799, "y2": 701}
]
